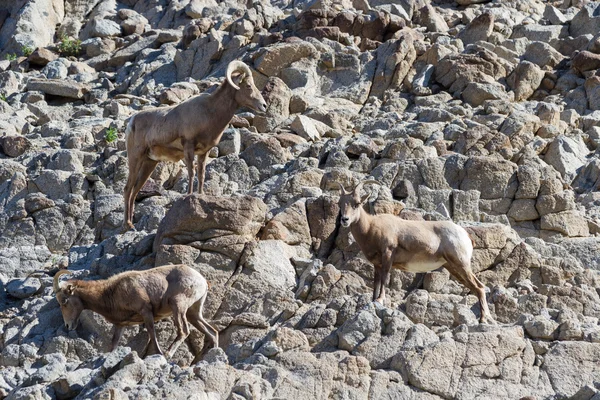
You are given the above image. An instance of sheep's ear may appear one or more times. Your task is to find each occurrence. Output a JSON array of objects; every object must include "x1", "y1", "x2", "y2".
[
  {"x1": 232, "y1": 72, "x2": 245, "y2": 86},
  {"x1": 64, "y1": 284, "x2": 75, "y2": 295}
]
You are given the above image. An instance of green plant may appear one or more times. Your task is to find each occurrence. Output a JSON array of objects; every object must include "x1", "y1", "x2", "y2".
[
  {"x1": 58, "y1": 35, "x2": 81, "y2": 57},
  {"x1": 21, "y1": 45, "x2": 34, "y2": 57},
  {"x1": 105, "y1": 127, "x2": 118, "y2": 143},
  {"x1": 0, "y1": 93, "x2": 7, "y2": 102},
  {"x1": 5, "y1": 53, "x2": 17, "y2": 61}
]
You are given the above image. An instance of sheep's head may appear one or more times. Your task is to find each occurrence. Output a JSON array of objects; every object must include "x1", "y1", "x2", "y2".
[
  {"x1": 337, "y1": 180, "x2": 380, "y2": 227},
  {"x1": 226, "y1": 61, "x2": 267, "y2": 113},
  {"x1": 54, "y1": 270, "x2": 83, "y2": 331}
]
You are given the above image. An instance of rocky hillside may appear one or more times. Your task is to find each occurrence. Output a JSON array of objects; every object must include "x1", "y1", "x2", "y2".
[{"x1": 1, "y1": 0, "x2": 600, "y2": 398}]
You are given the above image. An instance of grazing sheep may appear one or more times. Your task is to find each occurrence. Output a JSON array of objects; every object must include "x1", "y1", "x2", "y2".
[
  {"x1": 122, "y1": 60, "x2": 267, "y2": 230},
  {"x1": 336, "y1": 180, "x2": 493, "y2": 323},
  {"x1": 54, "y1": 264, "x2": 219, "y2": 358}
]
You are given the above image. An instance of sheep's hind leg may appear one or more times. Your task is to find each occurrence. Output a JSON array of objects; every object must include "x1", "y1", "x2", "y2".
[
  {"x1": 188, "y1": 294, "x2": 219, "y2": 363},
  {"x1": 109, "y1": 325, "x2": 125, "y2": 352},
  {"x1": 184, "y1": 142, "x2": 195, "y2": 195},
  {"x1": 445, "y1": 260, "x2": 494, "y2": 324},
  {"x1": 122, "y1": 155, "x2": 140, "y2": 232},
  {"x1": 196, "y1": 152, "x2": 209, "y2": 194},
  {"x1": 127, "y1": 158, "x2": 158, "y2": 230},
  {"x1": 166, "y1": 300, "x2": 190, "y2": 359},
  {"x1": 372, "y1": 266, "x2": 382, "y2": 302}
]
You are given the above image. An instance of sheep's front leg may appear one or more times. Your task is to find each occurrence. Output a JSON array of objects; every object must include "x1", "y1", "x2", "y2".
[
  {"x1": 184, "y1": 141, "x2": 196, "y2": 195},
  {"x1": 372, "y1": 266, "x2": 382, "y2": 302},
  {"x1": 376, "y1": 249, "x2": 393, "y2": 304},
  {"x1": 196, "y1": 152, "x2": 209, "y2": 195},
  {"x1": 110, "y1": 325, "x2": 125, "y2": 352}
]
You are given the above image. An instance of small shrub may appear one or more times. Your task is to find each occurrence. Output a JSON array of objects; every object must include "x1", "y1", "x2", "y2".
[
  {"x1": 21, "y1": 45, "x2": 34, "y2": 57},
  {"x1": 58, "y1": 36, "x2": 81, "y2": 57},
  {"x1": 105, "y1": 127, "x2": 118, "y2": 143},
  {"x1": 5, "y1": 53, "x2": 17, "y2": 61}
]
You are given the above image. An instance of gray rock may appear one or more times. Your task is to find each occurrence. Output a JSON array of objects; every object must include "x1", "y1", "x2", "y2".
[
  {"x1": 544, "y1": 135, "x2": 589, "y2": 181},
  {"x1": 570, "y1": 2, "x2": 600, "y2": 37},
  {"x1": 89, "y1": 18, "x2": 122, "y2": 38},
  {"x1": 459, "y1": 11, "x2": 494, "y2": 45},
  {"x1": 27, "y1": 78, "x2": 90, "y2": 99},
  {"x1": 42, "y1": 59, "x2": 69, "y2": 80},
  {"x1": 507, "y1": 61, "x2": 544, "y2": 102},
  {"x1": 523, "y1": 41, "x2": 565, "y2": 69},
  {"x1": 291, "y1": 115, "x2": 321, "y2": 142},
  {"x1": 5, "y1": 277, "x2": 41, "y2": 299}
]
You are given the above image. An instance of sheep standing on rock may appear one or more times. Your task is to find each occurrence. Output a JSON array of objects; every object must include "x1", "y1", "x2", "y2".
[
  {"x1": 336, "y1": 180, "x2": 494, "y2": 324},
  {"x1": 53, "y1": 264, "x2": 219, "y2": 359},
  {"x1": 122, "y1": 60, "x2": 267, "y2": 230}
]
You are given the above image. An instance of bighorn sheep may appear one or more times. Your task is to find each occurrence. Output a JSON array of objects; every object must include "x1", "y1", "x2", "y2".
[
  {"x1": 122, "y1": 60, "x2": 267, "y2": 230},
  {"x1": 53, "y1": 264, "x2": 219, "y2": 358},
  {"x1": 336, "y1": 181, "x2": 493, "y2": 323}
]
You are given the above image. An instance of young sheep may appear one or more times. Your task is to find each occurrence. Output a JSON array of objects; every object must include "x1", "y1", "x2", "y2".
[
  {"x1": 53, "y1": 264, "x2": 219, "y2": 359},
  {"x1": 122, "y1": 60, "x2": 267, "y2": 230},
  {"x1": 337, "y1": 180, "x2": 493, "y2": 324}
]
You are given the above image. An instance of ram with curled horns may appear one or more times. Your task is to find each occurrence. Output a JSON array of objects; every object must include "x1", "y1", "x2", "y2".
[
  {"x1": 122, "y1": 60, "x2": 268, "y2": 230},
  {"x1": 53, "y1": 265, "x2": 219, "y2": 359}
]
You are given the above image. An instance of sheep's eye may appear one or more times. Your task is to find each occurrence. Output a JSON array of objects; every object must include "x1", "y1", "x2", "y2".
[{"x1": 61, "y1": 298, "x2": 68, "y2": 305}]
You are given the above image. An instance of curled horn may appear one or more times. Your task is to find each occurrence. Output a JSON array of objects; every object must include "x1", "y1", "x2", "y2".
[
  {"x1": 353, "y1": 179, "x2": 381, "y2": 194},
  {"x1": 334, "y1": 181, "x2": 350, "y2": 195},
  {"x1": 226, "y1": 61, "x2": 253, "y2": 90},
  {"x1": 53, "y1": 270, "x2": 72, "y2": 293}
]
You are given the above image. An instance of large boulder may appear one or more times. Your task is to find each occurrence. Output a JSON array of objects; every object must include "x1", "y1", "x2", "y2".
[
  {"x1": 544, "y1": 135, "x2": 589, "y2": 181},
  {"x1": 435, "y1": 50, "x2": 507, "y2": 94},
  {"x1": 570, "y1": 2, "x2": 600, "y2": 37},
  {"x1": 254, "y1": 42, "x2": 318, "y2": 77},
  {"x1": 153, "y1": 194, "x2": 267, "y2": 256},
  {"x1": 507, "y1": 61, "x2": 544, "y2": 102},
  {"x1": 371, "y1": 29, "x2": 417, "y2": 98}
]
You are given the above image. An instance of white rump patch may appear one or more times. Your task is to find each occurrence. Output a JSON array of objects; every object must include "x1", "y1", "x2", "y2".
[
  {"x1": 125, "y1": 116, "x2": 134, "y2": 138},
  {"x1": 404, "y1": 258, "x2": 446, "y2": 273}
]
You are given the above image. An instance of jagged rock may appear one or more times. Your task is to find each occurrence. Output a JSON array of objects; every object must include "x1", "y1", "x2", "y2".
[
  {"x1": 544, "y1": 5, "x2": 568, "y2": 25},
  {"x1": 186, "y1": 0, "x2": 218, "y2": 19},
  {"x1": 459, "y1": 11, "x2": 494, "y2": 45},
  {"x1": 540, "y1": 210, "x2": 589, "y2": 237},
  {"x1": 543, "y1": 342, "x2": 600, "y2": 398},
  {"x1": 544, "y1": 135, "x2": 589, "y2": 181},
  {"x1": 153, "y1": 194, "x2": 267, "y2": 254},
  {"x1": 88, "y1": 18, "x2": 122, "y2": 38},
  {"x1": 570, "y1": 2, "x2": 600, "y2": 37},
  {"x1": 254, "y1": 42, "x2": 318, "y2": 77},
  {"x1": 414, "y1": 4, "x2": 448, "y2": 33},
  {"x1": 254, "y1": 77, "x2": 292, "y2": 132},
  {"x1": 119, "y1": 9, "x2": 148, "y2": 36},
  {"x1": 371, "y1": 29, "x2": 416, "y2": 98},
  {"x1": 435, "y1": 50, "x2": 506, "y2": 94},
  {"x1": 512, "y1": 24, "x2": 568, "y2": 42},
  {"x1": 523, "y1": 41, "x2": 565, "y2": 69},
  {"x1": 462, "y1": 82, "x2": 512, "y2": 107},
  {"x1": 507, "y1": 61, "x2": 544, "y2": 102}
]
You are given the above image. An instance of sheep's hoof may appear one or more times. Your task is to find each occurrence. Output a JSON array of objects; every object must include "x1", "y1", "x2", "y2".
[
  {"x1": 121, "y1": 222, "x2": 135, "y2": 233},
  {"x1": 480, "y1": 317, "x2": 497, "y2": 325}
]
